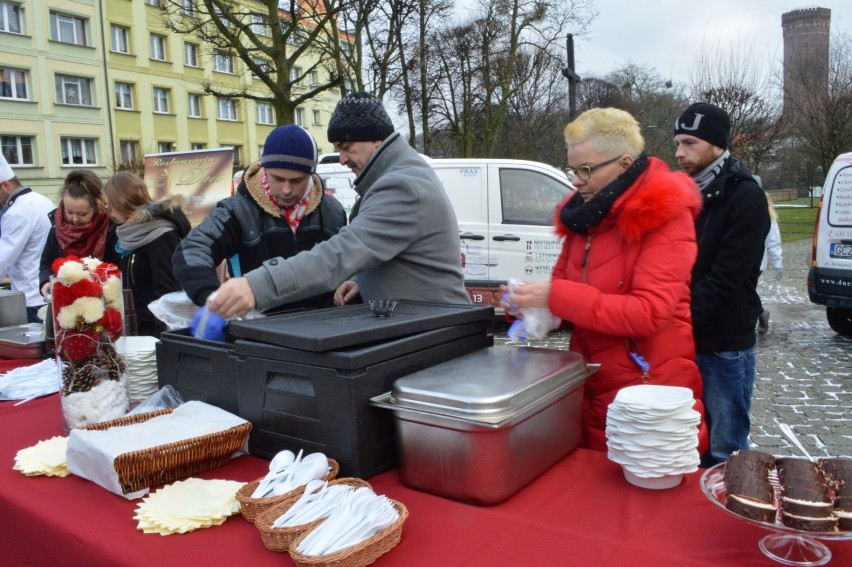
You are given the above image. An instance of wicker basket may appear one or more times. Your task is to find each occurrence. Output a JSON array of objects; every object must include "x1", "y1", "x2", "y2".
[
  {"x1": 254, "y1": 477, "x2": 373, "y2": 553},
  {"x1": 288, "y1": 499, "x2": 409, "y2": 567},
  {"x1": 236, "y1": 458, "x2": 340, "y2": 523},
  {"x1": 83, "y1": 408, "x2": 252, "y2": 495}
]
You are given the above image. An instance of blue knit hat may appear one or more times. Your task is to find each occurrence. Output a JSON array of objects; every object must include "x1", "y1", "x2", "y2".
[{"x1": 261, "y1": 125, "x2": 318, "y2": 174}]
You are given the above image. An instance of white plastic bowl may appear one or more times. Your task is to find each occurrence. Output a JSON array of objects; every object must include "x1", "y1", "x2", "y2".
[
  {"x1": 614, "y1": 385, "x2": 694, "y2": 409},
  {"x1": 622, "y1": 468, "x2": 684, "y2": 490}
]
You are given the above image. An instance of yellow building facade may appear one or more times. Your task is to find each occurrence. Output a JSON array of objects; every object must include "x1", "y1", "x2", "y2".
[{"x1": 1, "y1": 0, "x2": 342, "y2": 199}]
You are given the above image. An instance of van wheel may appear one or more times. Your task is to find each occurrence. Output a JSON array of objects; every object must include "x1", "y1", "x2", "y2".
[{"x1": 826, "y1": 307, "x2": 852, "y2": 336}]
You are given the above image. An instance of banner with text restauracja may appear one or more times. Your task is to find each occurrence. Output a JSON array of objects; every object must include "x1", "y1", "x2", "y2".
[{"x1": 143, "y1": 147, "x2": 234, "y2": 225}]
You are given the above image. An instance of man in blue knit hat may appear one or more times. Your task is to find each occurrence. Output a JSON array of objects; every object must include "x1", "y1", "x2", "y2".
[
  {"x1": 173, "y1": 125, "x2": 347, "y2": 312},
  {"x1": 206, "y1": 91, "x2": 470, "y2": 317}
]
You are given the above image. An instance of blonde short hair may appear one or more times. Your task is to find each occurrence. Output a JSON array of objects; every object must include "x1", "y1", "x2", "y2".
[{"x1": 563, "y1": 108, "x2": 645, "y2": 158}]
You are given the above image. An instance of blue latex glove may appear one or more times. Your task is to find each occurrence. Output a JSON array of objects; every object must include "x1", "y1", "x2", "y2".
[{"x1": 189, "y1": 305, "x2": 229, "y2": 342}]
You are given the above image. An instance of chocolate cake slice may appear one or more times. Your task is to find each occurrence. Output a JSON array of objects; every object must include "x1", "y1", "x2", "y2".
[
  {"x1": 724, "y1": 450, "x2": 776, "y2": 522},
  {"x1": 820, "y1": 457, "x2": 852, "y2": 531},
  {"x1": 777, "y1": 458, "x2": 837, "y2": 531}
]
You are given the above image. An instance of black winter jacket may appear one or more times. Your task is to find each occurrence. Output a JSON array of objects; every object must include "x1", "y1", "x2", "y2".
[
  {"x1": 118, "y1": 200, "x2": 191, "y2": 337},
  {"x1": 172, "y1": 162, "x2": 347, "y2": 309},
  {"x1": 690, "y1": 156, "x2": 770, "y2": 352}
]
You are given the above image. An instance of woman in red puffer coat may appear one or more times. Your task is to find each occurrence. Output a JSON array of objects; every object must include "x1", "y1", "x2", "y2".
[{"x1": 505, "y1": 108, "x2": 708, "y2": 454}]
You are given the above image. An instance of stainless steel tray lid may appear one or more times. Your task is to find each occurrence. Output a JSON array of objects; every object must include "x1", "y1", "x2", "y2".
[{"x1": 388, "y1": 346, "x2": 593, "y2": 422}]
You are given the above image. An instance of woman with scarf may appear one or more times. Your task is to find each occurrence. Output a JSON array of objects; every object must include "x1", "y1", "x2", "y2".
[
  {"x1": 39, "y1": 170, "x2": 120, "y2": 296},
  {"x1": 502, "y1": 108, "x2": 708, "y2": 454},
  {"x1": 102, "y1": 173, "x2": 191, "y2": 337}
]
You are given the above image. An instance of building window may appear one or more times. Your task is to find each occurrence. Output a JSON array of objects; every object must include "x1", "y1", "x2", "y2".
[
  {"x1": 60, "y1": 137, "x2": 97, "y2": 165},
  {"x1": 110, "y1": 25, "x2": 129, "y2": 54},
  {"x1": 115, "y1": 82, "x2": 133, "y2": 110},
  {"x1": 217, "y1": 98, "x2": 237, "y2": 121},
  {"x1": 158, "y1": 142, "x2": 174, "y2": 153},
  {"x1": 251, "y1": 13, "x2": 268, "y2": 36},
  {"x1": 145, "y1": 0, "x2": 160, "y2": 6},
  {"x1": 0, "y1": 1, "x2": 24, "y2": 34},
  {"x1": 191, "y1": 143, "x2": 205, "y2": 151},
  {"x1": 181, "y1": 0, "x2": 195, "y2": 17},
  {"x1": 50, "y1": 12, "x2": 87, "y2": 46},
  {"x1": 309, "y1": 70, "x2": 319, "y2": 85},
  {"x1": 119, "y1": 140, "x2": 138, "y2": 162},
  {"x1": 187, "y1": 93, "x2": 202, "y2": 117},
  {"x1": 55, "y1": 74, "x2": 93, "y2": 106},
  {"x1": 294, "y1": 108, "x2": 304, "y2": 126},
  {"x1": 213, "y1": 5, "x2": 230, "y2": 27},
  {"x1": 232, "y1": 145, "x2": 241, "y2": 165},
  {"x1": 185, "y1": 43, "x2": 198, "y2": 67},
  {"x1": 251, "y1": 57, "x2": 269, "y2": 79},
  {"x1": 256, "y1": 103, "x2": 274, "y2": 125},
  {"x1": 312, "y1": 109, "x2": 321, "y2": 126},
  {"x1": 150, "y1": 34, "x2": 166, "y2": 61},
  {"x1": 0, "y1": 67, "x2": 28, "y2": 100},
  {"x1": 1, "y1": 135, "x2": 34, "y2": 166},
  {"x1": 214, "y1": 50, "x2": 234, "y2": 74},
  {"x1": 153, "y1": 87, "x2": 170, "y2": 113},
  {"x1": 290, "y1": 66, "x2": 302, "y2": 86}
]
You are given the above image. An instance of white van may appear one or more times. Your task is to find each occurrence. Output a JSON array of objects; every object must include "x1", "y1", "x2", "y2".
[
  {"x1": 808, "y1": 151, "x2": 852, "y2": 336},
  {"x1": 430, "y1": 159, "x2": 572, "y2": 307}
]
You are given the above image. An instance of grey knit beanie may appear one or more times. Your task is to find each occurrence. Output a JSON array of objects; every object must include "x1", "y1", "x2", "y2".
[{"x1": 327, "y1": 92, "x2": 395, "y2": 143}]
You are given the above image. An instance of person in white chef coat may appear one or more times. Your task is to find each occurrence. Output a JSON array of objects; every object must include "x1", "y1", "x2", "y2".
[{"x1": 0, "y1": 153, "x2": 56, "y2": 322}]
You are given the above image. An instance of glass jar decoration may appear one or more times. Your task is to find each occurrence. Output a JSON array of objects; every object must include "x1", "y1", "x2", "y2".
[{"x1": 51, "y1": 256, "x2": 129, "y2": 431}]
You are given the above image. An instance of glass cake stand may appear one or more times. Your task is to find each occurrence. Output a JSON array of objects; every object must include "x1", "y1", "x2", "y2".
[{"x1": 701, "y1": 463, "x2": 852, "y2": 566}]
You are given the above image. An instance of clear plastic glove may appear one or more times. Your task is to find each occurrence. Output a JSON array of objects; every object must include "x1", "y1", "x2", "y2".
[
  {"x1": 505, "y1": 279, "x2": 561, "y2": 341},
  {"x1": 775, "y1": 268, "x2": 783, "y2": 282}
]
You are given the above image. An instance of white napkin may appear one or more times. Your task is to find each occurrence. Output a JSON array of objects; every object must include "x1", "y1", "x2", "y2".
[
  {"x1": 0, "y1": 359, "x2": 60, "y2": 403},
  {"x1": 66, "y1": 401, "x2": 249, "y2": 499},
  {"x1": 134, "y1": 478, "x2": 245, "y2": 535},
  {"x1": 13, "y1": 436, "x2": 69, "y2": 477}
]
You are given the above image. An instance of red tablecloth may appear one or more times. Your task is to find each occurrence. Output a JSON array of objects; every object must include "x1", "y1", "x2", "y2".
[{"x1": 1, "y1": 360, "x2": 849, "y2": 566}]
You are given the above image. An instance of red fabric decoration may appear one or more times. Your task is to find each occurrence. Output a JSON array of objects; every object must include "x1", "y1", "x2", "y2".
[
  {"x1": 69, "y1": 279, "x2": 103, "y2": 300},
  {"x1": 57, "y1": 331, "x2": 98, "y2": 361},
  {"x1": 51, "y1": 256, "x2": 81, "y2": 275},
  {"x1": 93, "y1": 262, "x2": 120, "y2": 281},
  {"x1": 51, "y1": 284, "x2": 77, "y2": 312},
  {"x1": 100, "y1": 307, "x2": 122, "y2": 336}
]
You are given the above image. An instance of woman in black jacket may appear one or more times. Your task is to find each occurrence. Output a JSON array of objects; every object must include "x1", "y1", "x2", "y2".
[
  {"x1": 103, "y1": 173, "x2": 191, "y2": 337},
  {"x1": 39, "y1": 170, "x2": 120, "y2": 295}
]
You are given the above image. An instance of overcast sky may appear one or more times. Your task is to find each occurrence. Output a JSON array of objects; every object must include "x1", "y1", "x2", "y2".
[{"x1": 573, "y1": 0, "x2": 851, "y2": 85}]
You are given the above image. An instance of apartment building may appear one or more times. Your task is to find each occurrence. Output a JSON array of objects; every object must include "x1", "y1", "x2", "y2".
[{"x1": 1, "y1": 0, "x2": 342, "y2": 199}]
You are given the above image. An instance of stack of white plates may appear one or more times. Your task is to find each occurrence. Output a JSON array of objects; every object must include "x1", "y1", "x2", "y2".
[
  {"x1": 606, "y1": 384, "x2": 701, "y2": 489},
  {"x1": 117, "y1": 336, "x2": 159, "y2": 402}
]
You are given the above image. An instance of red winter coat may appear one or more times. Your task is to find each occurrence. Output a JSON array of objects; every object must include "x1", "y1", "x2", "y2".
[{"x1": 549, "y1": 157, "x2": 708, "y2": 453}]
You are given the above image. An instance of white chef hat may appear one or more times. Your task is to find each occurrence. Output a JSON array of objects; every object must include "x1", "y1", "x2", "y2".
[{"x1": 0, "y1": 152, "x2": 15, "y2": 183}]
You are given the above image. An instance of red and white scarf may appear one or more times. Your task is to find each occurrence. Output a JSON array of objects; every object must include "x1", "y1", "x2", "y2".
[{"x1": 261, "y1": 169, "x2": 312, "y2": 233}]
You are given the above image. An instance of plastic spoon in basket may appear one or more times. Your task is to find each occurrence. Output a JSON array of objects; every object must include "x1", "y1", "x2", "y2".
[
  {"x1": 251, "y1": 450, "x2": 296, "y2": 498},
  {"x1": 779, "y1": 423, "x2": 816, "y2": 461},
  {"x1": 323, "y1": 496, "x2": 399, "y2": 555}
]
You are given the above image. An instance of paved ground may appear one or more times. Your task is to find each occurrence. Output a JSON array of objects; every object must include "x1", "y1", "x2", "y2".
[{"x1": 493, "y1": 239, "x2": 852, "y2": 458}]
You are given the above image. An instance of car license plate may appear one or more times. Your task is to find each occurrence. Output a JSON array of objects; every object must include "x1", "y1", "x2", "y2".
[{"x1": 830, "y1": 243, "x2": 852, "y2": 259}]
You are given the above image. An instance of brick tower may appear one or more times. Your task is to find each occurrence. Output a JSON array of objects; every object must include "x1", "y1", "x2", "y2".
[{"x1": 781, "y1": 7, "x2": 831, "y2": 119}]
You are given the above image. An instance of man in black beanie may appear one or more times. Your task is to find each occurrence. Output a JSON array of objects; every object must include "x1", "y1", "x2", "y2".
[
  {"x1": 674, "y1": 102, "x2": 771, "y2": 467},
  {"x1": 207, "y1": 92, "x2": 470, "y2": 316}
]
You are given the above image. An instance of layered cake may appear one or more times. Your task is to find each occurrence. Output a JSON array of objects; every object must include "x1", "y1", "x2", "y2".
[
  {"x1": 724, "y1": 450, "x2": 777, "y2": 522},
  {"x1": 776, "y1": 457, "x2": 837, "y2": 532},
  {"x1": 820, "y1": 457, "x2": 852, "y2": 530}
]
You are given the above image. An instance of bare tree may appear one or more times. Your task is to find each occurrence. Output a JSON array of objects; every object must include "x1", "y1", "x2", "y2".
[
  {"x1": 427, "y1": 1, "x2": 593, "y2": 158},
  {"x1": 158, "y1": 0, "x2": 354, "y2": 125},
  {"x1": 689, "y1": 39, "x2": 783, "y2": 174}
]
